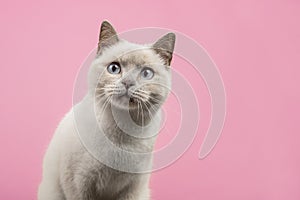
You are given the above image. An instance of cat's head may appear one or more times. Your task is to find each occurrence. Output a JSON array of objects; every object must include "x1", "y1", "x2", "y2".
[{"x1": 88, "y1": 21, "x2": 175, "y2": 113}]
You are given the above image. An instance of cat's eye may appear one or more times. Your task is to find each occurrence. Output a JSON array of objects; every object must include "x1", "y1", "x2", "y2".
[
  {"x1": 141, "y1": 68, "x2": 154, "y2": 80},
  {"x1": 107, "y1": 62, "x2": 121, "y2": 74}
]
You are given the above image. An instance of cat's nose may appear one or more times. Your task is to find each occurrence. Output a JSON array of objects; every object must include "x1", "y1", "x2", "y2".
[{"x1": 121, "y1": 80, "x2": 135, "y2": 89}]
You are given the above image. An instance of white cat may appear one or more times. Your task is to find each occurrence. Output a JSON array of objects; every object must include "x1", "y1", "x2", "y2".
[{"x1": 38, "y1": 21, "x2": 175, "y2": 200}]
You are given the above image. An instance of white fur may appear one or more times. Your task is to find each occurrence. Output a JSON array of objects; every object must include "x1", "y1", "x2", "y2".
[{"x1": 38, "y1": 37, "x2": 172, "y2": 200}]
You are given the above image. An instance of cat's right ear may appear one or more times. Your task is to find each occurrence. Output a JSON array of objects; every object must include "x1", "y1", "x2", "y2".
[{"x1": 97, "y1": 21, "x2": 119, "y2": 54}]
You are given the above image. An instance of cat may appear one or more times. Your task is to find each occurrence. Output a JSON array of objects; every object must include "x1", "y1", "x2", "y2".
[{"x1": 38, "y1": 21, "x2": 175, "y2": 200}]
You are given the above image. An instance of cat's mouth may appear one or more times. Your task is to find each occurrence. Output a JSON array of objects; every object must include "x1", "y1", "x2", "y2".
[
  {"x1": 111, "y1": 93, "x2": 138, "y2": 109},
  {"x1": 129, "y1": 97, "x2": 135, "y2": 103},
  {"x1": 119, "y1": 93, "x2": 136, "y2": 102}
]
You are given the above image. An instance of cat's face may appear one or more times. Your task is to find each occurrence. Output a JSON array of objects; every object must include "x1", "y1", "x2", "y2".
[{"x1": 88, "y1": 21, "x2": 175, "y2": 113}]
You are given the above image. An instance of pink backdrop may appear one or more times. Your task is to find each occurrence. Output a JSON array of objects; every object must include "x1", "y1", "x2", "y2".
[{"x1": 1, "y1": 0, "x2": 300, "y2": 199}]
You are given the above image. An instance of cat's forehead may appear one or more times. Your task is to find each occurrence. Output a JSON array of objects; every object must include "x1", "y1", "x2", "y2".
[
  {"x1": 100, "y1": 41, "x2": 163, "y2": 67},
  {"x1": 117, "y1": 51, "x2": 155, "y2": 67}
]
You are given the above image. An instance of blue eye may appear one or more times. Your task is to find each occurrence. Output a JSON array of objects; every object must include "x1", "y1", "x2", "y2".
[
  {"x1": 107, "y1": 62, "x2": 121, "y2": 74},
  {"x1": 141, "y1": 68, "x2": 154, "y2": 79}
]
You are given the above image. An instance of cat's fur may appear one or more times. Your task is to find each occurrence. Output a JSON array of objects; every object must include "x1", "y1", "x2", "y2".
[{"x1": 38, "y1": 21, "x2": 175, "y2": 200}]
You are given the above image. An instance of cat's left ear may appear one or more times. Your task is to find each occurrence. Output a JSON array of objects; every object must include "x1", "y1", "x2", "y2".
[
  {"x1": 97, "y1": 21, "x2": 119, "y2": 54},
  {"x1": 152, "y1": 33, "x2": 176, "y2": 66}
]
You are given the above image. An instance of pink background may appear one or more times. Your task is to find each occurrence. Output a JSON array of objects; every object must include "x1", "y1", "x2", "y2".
[{"x1": 1, "y1": 0, "x2": 300, "y2": 199}]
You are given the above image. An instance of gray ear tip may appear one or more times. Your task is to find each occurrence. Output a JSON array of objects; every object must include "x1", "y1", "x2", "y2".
[
  {"x1": 101, "y1": 20, "x2": 113, "y2": 28},
  {"x1": 167, "y1": 32, "x2": 176, "y2": 40}
]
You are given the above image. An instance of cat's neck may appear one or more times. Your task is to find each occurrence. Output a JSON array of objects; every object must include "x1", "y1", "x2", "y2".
[{"x1": 93, "y1": 96, "x2": 160, "y2": 142}]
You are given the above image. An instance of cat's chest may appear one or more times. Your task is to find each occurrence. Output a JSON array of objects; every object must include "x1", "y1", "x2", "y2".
[
  {"x1": 84, "y1": 162, "x2": 132, "y2": 191},
  {"x1": 64, "y1": 150, "x2": 137, "y2": 198}
]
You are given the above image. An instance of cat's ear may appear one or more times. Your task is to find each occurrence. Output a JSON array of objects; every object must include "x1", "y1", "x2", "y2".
[
  {"x1": 152, "y1": 33, "x2": 176, "y2": 66},
  {"x1": 97, "y1": 21, "x2": 119, "y2": 54}
]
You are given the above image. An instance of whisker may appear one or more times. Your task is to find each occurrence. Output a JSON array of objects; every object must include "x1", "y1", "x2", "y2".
[
  {"x1": 132, "y1": 92, "x2": 148, "y2": 102},
  {"x1": 141, "y1": 100, "x2": 144, "y2": 127},
  {"x1": 130, "y1": 93, "x2": 146, "y2": 102},
  {"x1": 137, "y1": 99, "x2": 141, "y2": 119},
  {"x1": 147, "y1": 95, "x2": 162, "y2": 104},
  {"x1": 95, "y1": 92, "x2": 106, "y2": 99},
  {"x1": 96, "y1": 95, "x2": 112, "y2": 120},
  {"x1": 146, "y1": 101, "x2": 160, "y2": 116},
  {"x1": 143, "y1": 101, "x2": 155, "y2": 122},
  {"x1": 136, "y1": 89, "x2": 149, "y2": 96}
]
